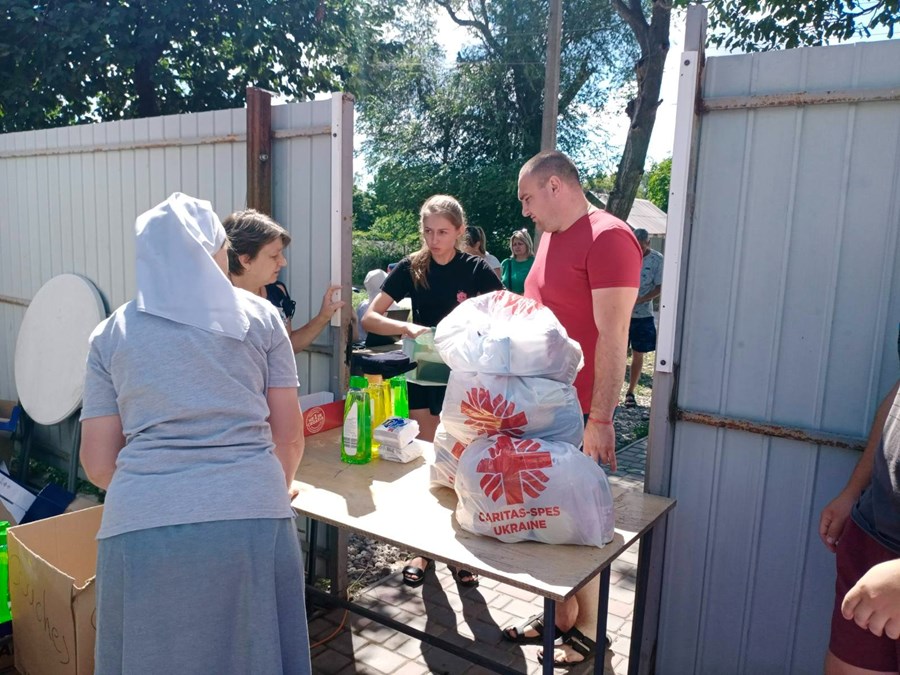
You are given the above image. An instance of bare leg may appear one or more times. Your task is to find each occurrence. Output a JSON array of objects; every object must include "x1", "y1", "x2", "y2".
[
  {"x1": 402, "y1": 409, "x2": 440, "y2": 583},
  {"x1": 539, "y1": 575, "x2": 601, "y2": 665},
  {"x1": 824, "y1": 649, "x2": 896, "y2": 675},
  {"x1": 628, "y1": 350, "x2": 645, "y2": 396},
  {"x1": 536, "y1": 596, "x2": 580, "y2": 662},
  {"x1": 410, "y1": 409, "x2": 439, "y2": 442}
]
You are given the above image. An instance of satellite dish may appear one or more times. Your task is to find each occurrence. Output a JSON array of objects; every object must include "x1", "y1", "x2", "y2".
[{"x1": 14, "y1": 274, "x2": 107, "y2": 426}]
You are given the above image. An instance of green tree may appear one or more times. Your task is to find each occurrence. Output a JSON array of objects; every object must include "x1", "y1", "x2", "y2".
[
  {"x1": 0, "y1": 0, "x2": 398, "y2": 132},
  {"x1": 697, "y1": 0, "x2": 900, "y2": 51},
  {"x1": 644, "y1": 157, "x2": 671, "y2": 212},
  {"x1": 356, "y1": 2, "x2": 638, "y2": 254},
  {"x1": 353, "y1": 186, "x2": 379, "y2": 232}
]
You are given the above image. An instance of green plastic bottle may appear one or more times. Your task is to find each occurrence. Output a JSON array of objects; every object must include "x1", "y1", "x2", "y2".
[
  {"x1": 341, "y1": 376, "x2": 372, "y2": 464},
  {"x1": 390, "y1": 374, "x2": 410, "y2": 418},
  {"x1": 0, "y1": 521, "x2": 11, "y2": 624}
]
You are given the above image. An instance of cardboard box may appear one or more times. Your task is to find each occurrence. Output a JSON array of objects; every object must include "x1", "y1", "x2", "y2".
[
  {"x1": 302, "y1": 400, "x2": 344, "y2": 436},
  {"x1": 9, "y1": 506, "x2": 101, "y2": 675}
]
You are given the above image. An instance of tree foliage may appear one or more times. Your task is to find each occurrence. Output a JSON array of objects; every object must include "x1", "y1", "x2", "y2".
[
  {"x1": 0, "y1": 0, "x2": 398, "y2": 132},
  {"x1": 696, "y1": 0, "x2": 900, "y2": 51},
  {"x1": 644, "y1": 157, "x2": 671, "y2": 212},
  {"x1": 355, "y1": 1, "x2": 639, "y2": 254}
]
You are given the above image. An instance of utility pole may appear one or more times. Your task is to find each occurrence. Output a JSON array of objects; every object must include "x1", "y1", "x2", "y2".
[
  {"x1": 541, "y1": 0, "x2": 562, "y2": 151},
  {"x1": 535, "y1": 0, "x2": 562, "y2": 246}
]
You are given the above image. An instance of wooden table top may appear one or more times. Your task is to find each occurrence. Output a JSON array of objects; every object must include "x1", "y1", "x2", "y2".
[{"x1": 292, "y1": 428, "x2": 675, "y2": 602}]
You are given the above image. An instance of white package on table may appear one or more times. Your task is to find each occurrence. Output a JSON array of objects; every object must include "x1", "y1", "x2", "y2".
[
  {"x1": 454, "y1": 435, "x2": 615, "y2": 547},
  {"x1": 440, "y1": 371, "x2": 584, "y2": 448},
  {"x1": 434, "y1": 290, "x2": 583, "y2": 384},
  {"x1": 430, "y1": 423, "x2": 467, "y2": 489},
  {"x1": 373, "y1": 417, "x2": 420, "y2": 448}
]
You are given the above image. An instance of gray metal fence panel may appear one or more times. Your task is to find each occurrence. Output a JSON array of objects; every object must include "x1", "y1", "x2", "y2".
[{"x1": 658, "y1": 38, "x2": 900, "y2": 674}]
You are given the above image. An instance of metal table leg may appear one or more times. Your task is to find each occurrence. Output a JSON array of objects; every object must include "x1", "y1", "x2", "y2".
[
  {"x1": 542, "y1": 598, "x2": 556, "y2": 675},
  {"x1": 628, "y1": 529, "x2": 653, "y2": 675},
  {"x1": 594, "y1": 566, "x2": 611, "y2": 675}
]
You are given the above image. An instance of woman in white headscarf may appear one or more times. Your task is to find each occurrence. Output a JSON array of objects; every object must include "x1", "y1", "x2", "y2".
[{"x1": 80, "y1": 193, "x2": 311, "y2": 675}]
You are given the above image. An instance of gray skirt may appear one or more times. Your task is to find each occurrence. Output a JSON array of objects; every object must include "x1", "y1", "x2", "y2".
[{"x1": 95, "y1": 518, "x2": 311, "y2": 675}]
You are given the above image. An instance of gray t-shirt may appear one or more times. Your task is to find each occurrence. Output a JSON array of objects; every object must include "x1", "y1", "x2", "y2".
[
  {"x1": 853, "y1": 386, "x2": 900, "y2": 553},
  {"x1": 81, "y1": 290, "x2": 300, "y2": 540},
  {"x1": 632, "y1": 249, "x2": 664, "y2": 319}
]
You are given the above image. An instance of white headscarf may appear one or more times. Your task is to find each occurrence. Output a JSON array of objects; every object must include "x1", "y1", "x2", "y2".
[{"x1": 135, "y1": 193, "x2": 249, "y2": 341}]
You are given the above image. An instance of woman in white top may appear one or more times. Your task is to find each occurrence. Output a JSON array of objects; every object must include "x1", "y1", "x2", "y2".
[{"x1": 463, "y1": 224, "x2": 502, "y2": 278}]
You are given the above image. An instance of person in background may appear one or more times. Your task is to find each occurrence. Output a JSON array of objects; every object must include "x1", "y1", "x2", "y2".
[
  {"x1": 819, "y1": 378, "x2": 900, "y2": 674},
  {"x1": 463, "y1": 224, "x2": 502, "y2": 278},
  {"x1": 623, "y1": 228, "x2": 663, "y2": 409},
  {"x1": 504, "y1": 151, "x2": 640, "y2": 667},
  {"x1": 362, "y1": 194, "x2": 503, "y2": 588},
  {"x1": 223, "y1": 209, "x2": 344, "y2": 354},
  {"x1": 500, "y1": 228, "x2": 535, "y2": 294},
  {"x1": 80, "y1": 193, "x2": 311, "y2": 675},
  {"x1": 356, "y1": 268, "x2": 405, "y2": 344}
]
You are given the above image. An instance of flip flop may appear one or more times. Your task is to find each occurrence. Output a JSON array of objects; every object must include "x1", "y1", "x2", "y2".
[
  {"x1": 537, "y1": 626, "x2": 597, "y2": 668},
  {"x1": 448, "y1": 565, "x2": 479, "y2": 587},
  {"x1": 402, "y1": 557, "x2": 433, "y2": 587},
  {"x1": 502, "y1": 612, "x2": 561, "y2": 644}
]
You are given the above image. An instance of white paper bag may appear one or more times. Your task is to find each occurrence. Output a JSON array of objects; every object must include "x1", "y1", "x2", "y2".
[
  {"x1": 434, "y1": 290, "x2": 583, "y2": 384},
  {"x1": 454, "y1": 436, "x2": 615, "y2": 547},
  {"x1": 440, "y1": 371, "x2": 584, "y2": 448}
]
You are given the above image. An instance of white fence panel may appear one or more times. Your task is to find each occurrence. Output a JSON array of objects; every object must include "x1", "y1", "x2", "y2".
[{"x1": 0, "y1": 98, "x2": 349, "y2": 403}]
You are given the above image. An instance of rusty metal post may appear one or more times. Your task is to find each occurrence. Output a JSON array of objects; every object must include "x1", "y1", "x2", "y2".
[{"x1": 246, "y1": 87, "x2": 273, "y2": 214}]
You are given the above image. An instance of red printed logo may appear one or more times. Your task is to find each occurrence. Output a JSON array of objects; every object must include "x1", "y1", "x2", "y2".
[
  {"x1": 305, "y1": 407, "x2": 326, "y2": 434},
  {"x1": 476, "y1": 437, "x2": 553, "y2": 505},
  {"x1": 451, "y1": 440, "x2": 466, "y2": 459},
  {"x1": 495, "y1": 290, "x2": 542, "y2": 316},
  {"x1": 461, "y1": 388, "x2": 528, "y2": 437}
]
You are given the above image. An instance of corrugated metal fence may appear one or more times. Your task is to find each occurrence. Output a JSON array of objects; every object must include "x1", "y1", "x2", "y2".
[
  {"x1": 0, "y1": 96, "x2": 352, "y2": 472},
  {"x1": 652, "y1": 27, "x2": 900, "y2": 674}
]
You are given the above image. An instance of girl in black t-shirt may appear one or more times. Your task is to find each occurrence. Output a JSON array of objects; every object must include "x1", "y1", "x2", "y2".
[{"x1": 361, "y1": 195, "x2": 503, "y2": 586}]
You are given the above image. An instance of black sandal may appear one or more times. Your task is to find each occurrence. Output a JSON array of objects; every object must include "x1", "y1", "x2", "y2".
[
  {"x1": 537, "y1": 626, "x2": 596, "y2": 667},
  {"x1": 448, "y1": 565, "x2": 479, "y2": 587},
  {"x1": 502, "y1": 612, "x2": 561, "y2": 644},
  {"x1": 402, "y1": 557, "x2": 433, "y2": 587}
]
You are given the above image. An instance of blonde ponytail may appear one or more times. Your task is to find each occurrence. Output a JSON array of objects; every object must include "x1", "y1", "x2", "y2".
[{"x1": 410, "y1": 195, "x2": 467, "y2": 290}]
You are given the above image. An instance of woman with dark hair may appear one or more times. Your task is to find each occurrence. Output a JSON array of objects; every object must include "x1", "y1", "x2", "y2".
[
  {"x1": 463, "y1": 224, "x2": 502, "y2": 277},
  {"x1": 361, "y1": 194, "x2": 503, "y2": 587},
  {"x1": 81, "y1": 194, "x2": 311, "y2": 675},
  {"x1": 223, "y1": 209, "x2": 343, "y2": 354}
]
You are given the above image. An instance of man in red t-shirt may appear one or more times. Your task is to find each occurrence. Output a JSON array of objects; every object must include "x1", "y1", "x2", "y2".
[{"x1": 502, "y1": 151, "x2": 640, "y2": 667}]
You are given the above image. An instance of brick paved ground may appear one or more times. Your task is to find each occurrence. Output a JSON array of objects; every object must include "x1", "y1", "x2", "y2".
[{"x1": 307, "y1": 437, "x2": 648, "y2": 674}]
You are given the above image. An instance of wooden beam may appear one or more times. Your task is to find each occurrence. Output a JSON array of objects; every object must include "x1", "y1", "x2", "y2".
[{"x1": 246, "y1": 87, "x2": 273, "y2": 214}]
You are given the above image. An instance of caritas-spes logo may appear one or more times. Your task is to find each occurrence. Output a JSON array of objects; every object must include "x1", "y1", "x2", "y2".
[
  {"x1": 461, "y1": 388, "x2": 528, "y2": 437},
  {"x1": 476, "y1": 437, "x2": 553, "y2": 505}
]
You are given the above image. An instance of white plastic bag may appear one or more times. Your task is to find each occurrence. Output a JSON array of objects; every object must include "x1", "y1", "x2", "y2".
[
  {"x1": 454, "y1": 436, "x2": 615, "y2": 547},
  {"x1": 430, "y1": 423, "x2": 467, "y2": 488},
  {"x1": 434, "y1": 290, "x2": 583, "y2": 384},
  {"x1": 440, "y1": 371, "x2": 584, "y2": 448}
]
